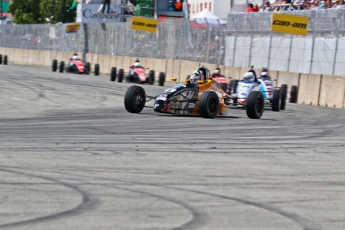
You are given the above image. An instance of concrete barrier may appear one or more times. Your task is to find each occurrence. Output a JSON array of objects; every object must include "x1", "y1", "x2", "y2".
[
  {"x1": 97, "y1": 54, "x2": 105, "y2": 74},
  {"x1": 319, "y1": 75, "x2": 345, "y2": 108},
  {"x1": 153, "y1": 58, "x2": 167, "y2": 79},
  {"x1": 277, "y1": 71, "x2": 299, "y2": 89},
  {"x1": 86, "y1": 53, "x2": 93, "y2": 64},
  {"x1": 123, "y1": 56, "x2": 131, "y2": 71},
  {"x1": 224, "y1": 66, "x2": 241, "y2": 80},
  {"x1": 109, "y1": 56, "x2": 117, "y2": 69},
  {"x1": 92, "y1": 54, "x2": 99, "y2": 68},
  {"x1": 22, "y1": 49, "x2": 29, "y2": 65},
  {"x1": 102, "y1": 55, "x2": 112, "y2": 75},
  {"x1": 165, "y1": 59, "x2": 174, "y2": 80},
  {"x1": 298, "y1": 74, "x2": 322, "y2": 106},
  {"x1": 115, "y1": 56, "x2": 124, "y2": 71},
  {"x1": 179, "y1": 60, "x2": 200, "y2": 81},
  {"x1": 13, "y1": 48, "x2": 22, "y2": 64},
  {"x1": 5, "y1": 48, "x2": 14, "y2": 63},
  {"x1": 172, "y1": 60, "x2": 182, "y2": 82},
  {"x1": 31, "y1": 50, "x2": 41, "y2": 66}
]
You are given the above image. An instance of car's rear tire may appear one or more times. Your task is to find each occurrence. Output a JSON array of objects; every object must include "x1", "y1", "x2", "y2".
[
  {"x1": 110, "y1": 67, "x2": 116, "y2": 81},
  {"x1": 149, "y1": 70, "x2": 155, "y2": 85},
  {"x1": 94, "y1": 64, "x2": 100, "y2": 76},
  {"x1": 199, "y1": 91, "x2": 219, "y2": 119},
  {"x1": 124, "y1": 85, "x2": 146, "y2": 113},
  {"x1": 246, "y1": 91, "x2": 264, "y2": 119},
  {"x1": 158, "y1": 72, "x2": 165, "y2": 86},
  {"x1": 59, "y1": 61, "x2": 65, "y2": 73},
  {"x1": 52, "y1": 59, "x2": 57, "y2": 72},
  {"x1": 280, "y1": 84, "x2": 288, "y2": 110},
  {"x1": 290, "y1": 85, "x2": 298, "y2": 103},
  {"x1": 272, "y1": 89, "x2": 281, "y2": 111},
  {"x1": 0, "y1": 54, "x2": 2, "y2": 64},
  {"x1": 4, "y1": 55, "x2": 8, "y2": 65},
  {"x1": 84, "y1": 62, "x2": 90, "y2": 74},
  {"x1": 118, "y1": 68, "x2": 124, "y2": 82}
]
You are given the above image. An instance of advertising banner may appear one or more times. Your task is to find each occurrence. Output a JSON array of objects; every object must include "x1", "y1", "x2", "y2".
[
  {"x1": 271, "y1": 13, "x2": 308, "y2": 36},
  {"x1": 62, "y1": 23, "x2": 84, "y2": 34},
  {"x1": 76, "y1": 3, "x2": 122, "y2": 23},
  {"x1": 131, "y1": 16, "x2": 158, "y2": 33}
]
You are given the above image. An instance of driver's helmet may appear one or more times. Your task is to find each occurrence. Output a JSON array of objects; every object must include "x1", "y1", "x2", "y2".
[
  {"x1": 243, "y1": 72, "x2": 255, "y2": 82},
  {"x1": 190, "y1": 70, "x2": 202, "y2": 85},
  {"x1": 72, "y1": 55, "x2": 79, "y2": 60},
  {"x1": 214, "y1": 68, "x2": 220, "y2": 75},
  {"x1": 260, "y1": 71, "x2": 270, "y2": 79},
  {"x1": 134, "y1": 61, "x2": 141, "y2": 67}
]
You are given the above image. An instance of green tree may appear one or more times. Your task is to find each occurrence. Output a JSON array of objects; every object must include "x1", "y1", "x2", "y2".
[
  {"x1": 40, "y1": 0, "x2": 75, "y2": 24},
  {"x1": 53, "y1": 0, "x2": 75, "y2": 23},
  {"x1": 9, "y1": 0, "x2": 44, "y2": 24},
  {"x1": 9, "y1": 0, "x2": 76, "y2": 24}
]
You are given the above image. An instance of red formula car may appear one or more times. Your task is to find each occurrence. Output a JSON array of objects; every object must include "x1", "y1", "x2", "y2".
[
  {"x1": 52, "y1": 54, "x2": 100, "y2": 75},
  {"x1": 110, "y1": 59, "x2": 166, "y2": 86}
]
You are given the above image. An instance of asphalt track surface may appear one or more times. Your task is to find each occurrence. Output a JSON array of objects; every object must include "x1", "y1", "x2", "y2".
[{"x1": 0, "y1": 64, "x2": 345, "y2": 230}]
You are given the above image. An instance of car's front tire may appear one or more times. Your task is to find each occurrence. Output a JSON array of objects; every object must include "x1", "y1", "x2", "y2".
[
  {"x1": 246, "y1": 91, "x2": 264, "y2": 119},
  {"x1": 280, "y1": 84, "x2": 287, "y2": 110},
  {"x1": 124, "y1": 85, "x2": 146, "y2": 113}
]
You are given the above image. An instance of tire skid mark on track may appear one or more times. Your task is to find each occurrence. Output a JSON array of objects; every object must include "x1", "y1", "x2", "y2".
[
  {"x1": 1, "y1": 166, "x2": 321, "y2": 230},
  {"x1": 0, "y1": 167, "x2": 99, "y2": 228},
  {"x1": 0, "y1": 166, "x2": 205, "y2": 230},
  {"x1": 164, "y1": 187, "x2": 322, "y2": 230}
]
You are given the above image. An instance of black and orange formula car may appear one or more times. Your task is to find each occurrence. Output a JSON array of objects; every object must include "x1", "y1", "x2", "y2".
[{"x1": 124, "y1": 66, "x2": 264, "y2": 119}]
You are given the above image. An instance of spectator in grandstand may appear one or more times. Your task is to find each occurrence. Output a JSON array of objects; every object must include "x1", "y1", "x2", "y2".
[
  {"x1": 325, "y1": 0, "x2": 333, "y2": 8},
  {"x1": 332, "y1": 0, "x2": 342, "y2": 8},
  {"x1": 254, "y1": 3, "x2": 260, "y2": 11},
  {"x1": 319, "y1": 0, "x2": 327, "y2": 8},
  {"x1": 246, "y1": 3, "x2": 257, "y2": 12},
  {"x1": 310, "y1": 0, "x2": 320, "y2": 10},
  {"x1": 259, "y1": 1, "x2": 275, "y2": 11}
]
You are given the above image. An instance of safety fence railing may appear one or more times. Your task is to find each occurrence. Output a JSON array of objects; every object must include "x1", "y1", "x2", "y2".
[
  {"x1": 1, "y1": 8, "x2": 345, "y2": 74},
  {"x1": 226, "y1": 9, "x2": 345, "y2": 75}
]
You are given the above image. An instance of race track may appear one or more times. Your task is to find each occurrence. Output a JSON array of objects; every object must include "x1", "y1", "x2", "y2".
[{"x1": 1, "y1": 64, "x2": 345, "y2": 230}]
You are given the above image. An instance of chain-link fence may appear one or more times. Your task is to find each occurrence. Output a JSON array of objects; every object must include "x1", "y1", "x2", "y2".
[
  {"x1": 1, "y1": 9, "x2": 345, "y2": 74},
  {"x1": 226, "y1": 9, "x2": 345, "y2": 75},
  {"x1": 0, "y1": 18, "x2": 226, "y2": 65}
]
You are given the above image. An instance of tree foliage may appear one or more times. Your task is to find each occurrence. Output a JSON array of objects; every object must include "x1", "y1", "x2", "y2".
[
  {"x1": 9, "y1": 0, "x2": 76, "y2": 24},
  {"x1": 9, "y1": 0, "x2": 44, "y2": 24}
]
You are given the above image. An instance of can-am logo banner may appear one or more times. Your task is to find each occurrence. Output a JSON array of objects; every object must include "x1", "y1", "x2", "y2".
[
  {"x1": 131, "y1": 16, "x2": 158, "y2": 33},
  {"x1": 63, "y1": 23, "x2": 83, "y2": 34},
  {"x1": 271, "y1": 13, "x2": 308, "y2": 36},
  {"x1": 76, "y1": 4, "x2": 122, "y2": 23}
]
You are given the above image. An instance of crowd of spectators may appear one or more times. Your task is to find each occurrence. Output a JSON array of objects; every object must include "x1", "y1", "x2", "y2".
[{"x1": 246, "y1": 0, "x2": 345, "y2": 12}]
